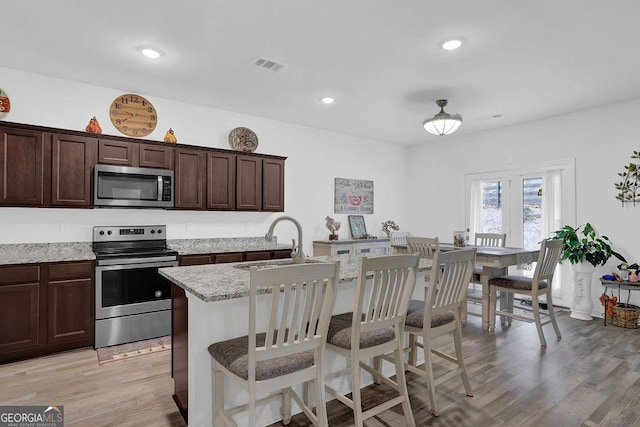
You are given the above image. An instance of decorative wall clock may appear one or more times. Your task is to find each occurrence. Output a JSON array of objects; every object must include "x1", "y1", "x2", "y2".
[{"x1": 109, "y1": 93, "x2": 158, "y2": 137}]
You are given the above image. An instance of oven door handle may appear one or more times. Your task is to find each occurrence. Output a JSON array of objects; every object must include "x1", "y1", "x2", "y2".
[{"x1": 97, "y1": 256, "x2": 178, "y2": 267}]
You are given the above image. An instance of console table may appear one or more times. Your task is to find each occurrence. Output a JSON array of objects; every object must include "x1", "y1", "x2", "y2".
[
  {"x1": 600, "y1": 278, "x2": 640, "y2": 326},
  {"x1": 312, "y1": 238, "x2": 390, "y2": 256}
]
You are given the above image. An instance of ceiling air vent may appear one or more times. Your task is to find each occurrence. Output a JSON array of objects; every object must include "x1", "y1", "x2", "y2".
[{"x1": 252, "y1": 56, "x2": 284, "y2": 72}]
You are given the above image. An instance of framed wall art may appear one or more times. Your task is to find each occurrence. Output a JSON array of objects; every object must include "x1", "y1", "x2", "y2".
[
  {"x1": 334, "y1": 177, "x2": 374, "y2": 214},
  {"x1": 348, "y1": 215, "x2": 367, "y2": 239}
]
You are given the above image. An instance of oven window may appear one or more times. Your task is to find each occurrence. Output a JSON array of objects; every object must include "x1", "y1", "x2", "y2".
[
  {"x1": 101, "y1": 267, "x2": 171, "y2": 307},
  {"x1": 97, "y1": 172, "x2": 159, "y2": 201}
]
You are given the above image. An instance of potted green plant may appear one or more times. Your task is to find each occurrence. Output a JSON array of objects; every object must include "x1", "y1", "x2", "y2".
[{"x1": 553, "y1": 223, "x2": 626, "y2": 320}]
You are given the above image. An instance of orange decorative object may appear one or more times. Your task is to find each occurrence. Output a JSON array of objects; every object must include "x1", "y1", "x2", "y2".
[
  {"x1": 164, "y1": 128, "x2": 177, "y2": 143},
  {"x1": 86, "y1": 116, "x2": 102, "y2": 134}
]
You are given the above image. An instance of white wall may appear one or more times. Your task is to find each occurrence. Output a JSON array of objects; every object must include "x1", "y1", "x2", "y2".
[
  {"x1": 0, "y1": 67, "x2": 411, "y2": 252},
  {"x1": 406, "y1": 98, "x2": 640, "y2": 310}
]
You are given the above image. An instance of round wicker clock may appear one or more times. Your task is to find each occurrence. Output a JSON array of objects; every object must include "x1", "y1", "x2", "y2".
[{"x1": 109, "y1": 94, "x2": 158, "y2": 137}]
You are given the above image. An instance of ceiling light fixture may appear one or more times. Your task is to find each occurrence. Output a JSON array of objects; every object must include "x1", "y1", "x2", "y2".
[
  {"x1": 138, "y1": 47, "x2": 163, "y2": 59},
  {"x1": 423, "y1": 99, "x2": 462, "y2": 136},
  {"x1": 321, "y1": 97, "x2": 335, "y2": 104},
  {"x1": 441, "y1": 38, "x2": 463, "y2": 51}
]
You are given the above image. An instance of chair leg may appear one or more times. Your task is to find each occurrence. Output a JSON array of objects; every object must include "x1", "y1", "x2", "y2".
[
  {"x1": 408, "y1": 334, "x2": 417, "y2": 367},
  {"x1": 313, "y1": 373, "x2": 329, "y2": 427},
  {"x1": 488, "y1": 286, "x2": 497, "y2": 332},
  {"x1": 546, "y1": 291, "x2": 562, "y2": 340},
  {"x1": 422, "y1": 332, "x2": 439, "y2": 416},
  {"x1": 212, "y1": 360, "x2": 225, "y2": 426},
  {"x1": 373, "y1": 356, "x2": 381, "y2": 384},
  {"x1": 394, "y1": 343, "x2": 416, "y2": 427},
  {"x1": 282, "y1": 388, "x2": 292, "y2": 425},
  {"x1": 453, "y1": 314, "x2": 473, "y2": 397},
  {"x1": 461, "y1": 289, "x2": 468, "y2": 326},
  {"x1": 531, "y1": 293, "x2": 547, "y2": 347},
  {"x1": 351, "y1": 357, "x2": 364, "y2": 427}
]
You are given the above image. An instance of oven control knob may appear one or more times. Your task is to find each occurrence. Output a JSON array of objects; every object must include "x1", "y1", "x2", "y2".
[
  {"x1": 155, "y1": 290, "x2": 163, "y2": 298},
  {"x1": 151, "y1": 230, "x2": 155, "y2": 234},
  {"x1": 107, "y1": 230, "x2": 112, "y2": 235},
  {"x1": 99, "y1": 231, "x2": 105, "y2": 236},
  {"x1": 157, "y1": 229, "x2": 163, "y2": 234}
]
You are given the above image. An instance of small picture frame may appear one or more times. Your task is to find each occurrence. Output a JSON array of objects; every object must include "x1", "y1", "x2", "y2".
[{"x1": 348, "y1": 215, "x2": 367, "y2": 239}]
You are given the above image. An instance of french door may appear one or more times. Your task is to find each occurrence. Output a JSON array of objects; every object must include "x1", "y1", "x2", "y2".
[{"x1": 465, "y1": 160, "x2": 576, "y2": 306}]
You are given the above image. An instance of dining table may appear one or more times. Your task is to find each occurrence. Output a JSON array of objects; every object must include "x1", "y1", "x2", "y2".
[{"x1": 395, "y1": 242, "x2": 539, "y2": 331}]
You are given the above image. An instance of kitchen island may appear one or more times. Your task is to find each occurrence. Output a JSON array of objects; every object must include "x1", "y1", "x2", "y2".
[{"x1": 160, "y1": 254, "x2": 431, "y2": 426}]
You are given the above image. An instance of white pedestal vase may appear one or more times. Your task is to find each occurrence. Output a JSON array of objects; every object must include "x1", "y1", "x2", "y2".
[{"x1": 569, "y1": 262, "x2": 596, "y2": 320}]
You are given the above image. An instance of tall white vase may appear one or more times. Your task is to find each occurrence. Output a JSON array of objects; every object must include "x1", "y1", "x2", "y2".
[{"x1": 570, "y1": 261, "x2": 596, "y2": 320}]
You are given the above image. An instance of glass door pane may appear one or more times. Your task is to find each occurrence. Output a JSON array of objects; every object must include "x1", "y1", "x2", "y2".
[
  {"x1": 522, "y1": 176, "x2": 543, "y2": 249},
  {"x1": 481, "y1": 180, "x2": 503, "y2": 234}
]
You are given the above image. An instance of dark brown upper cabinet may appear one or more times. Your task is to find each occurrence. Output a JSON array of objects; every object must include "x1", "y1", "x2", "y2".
[
  {"x1": 174, "y1": 148, "x2": 206, "y2": 209},
  {"x1": 51, "y1": 134, "x2": 96, "y2": 207},
  {"x1": 207, "y1": 152, "x2": 236, "y2": 210},
  {"x1": 236, "y1": 155, "x2": 262, "y2": 210},
  {"x1": 98, "y1": 140, "x2": 173, "y2": 169},
  {"x1": 0, "y1": 126, "x2": 46, "y2": 206},
  {"x1": 262, "y1": 158, "x2": 285, "y2": 212}
]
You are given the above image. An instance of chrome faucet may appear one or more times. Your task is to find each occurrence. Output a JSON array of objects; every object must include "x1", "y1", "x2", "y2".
[{"x1": 265, "y1": 216, "x2": 305, "y2": 264}]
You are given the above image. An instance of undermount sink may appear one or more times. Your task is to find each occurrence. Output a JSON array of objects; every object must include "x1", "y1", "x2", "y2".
[{"x1": 233, "y1": 258, "x2": 321, "y2": 270}]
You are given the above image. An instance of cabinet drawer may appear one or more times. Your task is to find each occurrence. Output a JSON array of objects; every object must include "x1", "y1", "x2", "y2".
[
  {"x1": 48, "y1": 261, "x2": 93, "y2": 281},
  {"x1": 214, "y1": 253, "x2": 243, "y2": 264},
  {"x1": 179, "y1": 255, "x2": 214, "y2": 266},
  {"x1": 0, "y1": 265, "x2": 41, "y2": 285},
  {"x1": 245, "y1": 252, "x2": 271, "y2": 261}
]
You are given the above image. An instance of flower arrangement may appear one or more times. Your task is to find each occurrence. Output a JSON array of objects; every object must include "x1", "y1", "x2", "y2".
[
  {"x1": 325, "y1": 216, "x2": 341, "y2": 236},
  {"x1": 382, "y1": 220, "x2": 399, "y2": 236}
]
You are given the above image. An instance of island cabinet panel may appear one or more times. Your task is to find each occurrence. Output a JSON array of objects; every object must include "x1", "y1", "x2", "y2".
[
  {"x1": 0, "y1": 127, "x2": 45, "y2": 206},
  {"x1": 207, "y1": 152, "x2": 236, "y2": 210},
  {"x1": 0, "y1": 265, "x2": 41, "y2": 355},
  {"x1": 0, "y1": 261, "x2": 94, "y2": 364},
  {"x1": 236, "y1": 155, "x2": 262, "y2": 210},
  {"x1": 46, "y1": 262, "x2": 94, "y2": 346},
  {"x1": 174, "y1": 148, "x2": 206, "y2": 209},
  {"x1": 262, "y1": 158, "x2": 285, "y2": 212},
  {"x1": 98, "y1": 140, "x2": 173, "y2": 169},
  {"x1": 51, "y1": 134, "x2": 96, "y2": 207},
  {"x1": 171, "y1": 283, "x2": 189, "y2": 423}
]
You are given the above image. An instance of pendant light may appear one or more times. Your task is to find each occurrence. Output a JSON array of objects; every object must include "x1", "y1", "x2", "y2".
[{"x1": 423, "y1": 99, "x2": 462, "y2": 136}]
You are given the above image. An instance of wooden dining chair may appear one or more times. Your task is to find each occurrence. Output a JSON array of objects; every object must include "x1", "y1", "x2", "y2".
[
  {"x1": 324, "y1": 254, "x2": 419, "y2": 427},
  {"x1": 488, "y1": 238, "x2": 563, "y2": 347},
  {"x1": 406, "y1": 236, "x2": 439, "y2": 260},
  {"x1": 208, "y1": 261, "x2": 340, "y2": 427},
  {"x1": 462, "y1": 232, "x2": 507, "y2": 325}
]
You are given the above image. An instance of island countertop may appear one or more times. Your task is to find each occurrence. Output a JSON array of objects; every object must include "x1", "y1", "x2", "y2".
[{"x1": 159, "y1": 254, "x2": 432, "y2": 303}]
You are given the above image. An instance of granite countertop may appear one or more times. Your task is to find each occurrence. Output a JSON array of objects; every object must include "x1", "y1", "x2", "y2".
[
  {"x1": 167, "y1": 237, "x2": 291, "y2": 255},
  {"x1": 159, "y1": 254, "x2": 432, "y2": 303},
  {"x1": 0, "y1": 242, "x2": 95, "y2": 265}
]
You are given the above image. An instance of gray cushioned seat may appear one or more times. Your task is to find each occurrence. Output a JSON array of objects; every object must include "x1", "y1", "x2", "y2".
[
  {"x1": 327, "y1": 312, "x2": 395, "y2": 349},
  {"x1": 489, "y1": 275, "x2": 547, "y2": 291},
  {"x1": 208, "y1": 333, "x2": 313, "y2": 381},
  {"x1": 405, "y1": 299, "x2": 455, "y2": 329}
]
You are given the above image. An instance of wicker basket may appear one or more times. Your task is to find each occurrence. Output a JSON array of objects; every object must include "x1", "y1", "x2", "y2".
[{"x1": 611, "y1": 303, "x2": 640, "y2": 328}]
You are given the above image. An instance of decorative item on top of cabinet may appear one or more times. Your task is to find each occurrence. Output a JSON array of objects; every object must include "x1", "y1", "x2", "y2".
[
  {"x1": 381, "y1": 220, "x2": 399, "y2": 238},
  {"x1": 109, "y1": 93, "x2": 158, "y2": 138},
  {"x1": 86, "y1": 116, "x2": 102, "y2": 134},
  {"x1": 325, "y1": 216, "x2": 341, "y2": 240},
  {"x1": 348, "y1": 215, "x2": 367, "y2": 239},
  {"x1": 164, "y1": 128, "x2": 177, "y2": 143},
  {"x1": 228, "y1": 127, "x2": 258, "y2": 153},
  {"x1": 0, "y1": 88, "x2": 11, "y2": 119}
]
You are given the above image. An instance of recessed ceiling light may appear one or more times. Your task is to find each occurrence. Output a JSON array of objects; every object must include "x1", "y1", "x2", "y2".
[
  {"x1": 441, "y1": 39, "x2": 463, "y2": 51},
  {"x1": 138, "y1": 46, "x2": 163, "y2": 59},
  {"x1": 321, "y1": 97, "x2": 335, "y2": 104}
]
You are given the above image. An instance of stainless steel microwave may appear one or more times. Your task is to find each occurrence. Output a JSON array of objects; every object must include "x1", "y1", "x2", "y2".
[{"x1": 94, "y1": 164, "x2": 174, "y2": 208}]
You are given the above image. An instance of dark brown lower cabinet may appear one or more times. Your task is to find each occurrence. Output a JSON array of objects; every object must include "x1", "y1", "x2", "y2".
[
  {"x1": 0, "y1": 261, "x2": 94, "y2": 364},
  {"x1": 172, "y1": 249, "x2": 292, "y2": 422}
]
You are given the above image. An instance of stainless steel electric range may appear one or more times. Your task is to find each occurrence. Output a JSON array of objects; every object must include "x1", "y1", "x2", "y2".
[{"x1": 92, "y1": 225, "x2": 178, "y2": 348}]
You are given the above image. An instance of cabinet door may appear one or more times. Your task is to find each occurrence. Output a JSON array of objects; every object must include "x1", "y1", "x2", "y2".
[
  {"x1": 179, "y1": 255, "x2": 214, "y2": 266},
  {"x1": 0, "y1": 127, "x2": 45, "y2": 206},
  {"x1": 214, "y1": 253, "x2": 244, "y2": 264},
  {"x1": 140, "y1": 143, "x2": 173, "y2": 169},
  {"x1": 245, "y1": 251, "x2": 271, "y2": 261},
  {"x1": 236, "y1": 155, "x2": 262, "y2": 210},
  {"x1": 174, "y1": 148, "x2": 206, "y2": 209},
  {"x1": 46, "y1": 262, "x2": 94, "y2": 346},
  {"x1": 51, "y1": 134, "x2": 96, "y2": 207},
  {"x1": 0, "y1": 265, "x2": 41, "y2": 356},
  {"x1": 207, "y1": 152, "x2": 236, "y2": 210},
  {"x1": 262, "y1": 158, "x2": 285, "y2": 211},
  {"x1": 98, "y1": 140, "x2": 136, "y2": 166}
]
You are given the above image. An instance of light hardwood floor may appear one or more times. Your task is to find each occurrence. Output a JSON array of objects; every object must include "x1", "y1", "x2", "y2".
[{"x1": 2, "y1": 311, "x2": 639, "y2": 426}]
